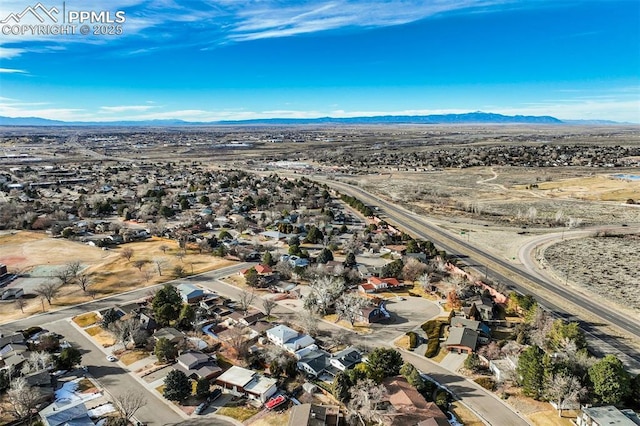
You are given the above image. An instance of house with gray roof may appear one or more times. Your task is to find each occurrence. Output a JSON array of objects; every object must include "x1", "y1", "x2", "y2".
[
  {"x1": 443, "y1": 327, "x2": 478, "y2": 354},
  {"x1": 175, "y1": 350, "x2": 222, "y2": 380},
  {"x1": 177, "y1": 283, "x2": 205, "y2": 304}
]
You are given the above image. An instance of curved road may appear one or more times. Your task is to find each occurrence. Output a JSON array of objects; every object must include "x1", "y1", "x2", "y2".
[{"x1": 316, "y1": 177, "x2": 640, "y2": 372}]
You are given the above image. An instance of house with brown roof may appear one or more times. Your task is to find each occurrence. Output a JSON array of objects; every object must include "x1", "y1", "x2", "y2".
[
  {"x1": 288, "y1": 404, "x2": 343, "y2": 426},
  {"x1": 382, "y1": 377, "x2": 449, "y2": 426},
  {"x1": 443, "y1": 327, "x2": 478, "y2": 354}
]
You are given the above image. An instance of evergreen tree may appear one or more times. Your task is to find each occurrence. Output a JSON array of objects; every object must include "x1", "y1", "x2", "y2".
[
  {"x1": 366, "y1": 348, "x2": 403, "y2": 382},
  {"x1": 588, "y1": 355, "x2": 631, "y2": 405},
  {"x1": 332, "y1": 371, "x2": 351, "y2": 402},
  {"x1": 195, "y1": 378, "x2": 210, "y2": 398},
  {"x1": 317, "y1": 248, "x2": 334, "y2": 264},
  {"x1": 152, "y1": 284, "x2": 182, "y2": 326},
  {"x1": 56, "y1": 347, "x2": 82, "y2": 370},
  {"x1": 517, "y1": 345, "x2": 545, "y2": 399},
  {"x1": 163, "y1": 370, "x2": 191, "y2": 401}
]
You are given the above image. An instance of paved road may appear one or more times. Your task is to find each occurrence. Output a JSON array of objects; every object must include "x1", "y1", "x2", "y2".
[
  {"x1": 47, "y1": 321, "x2": 188, "y2": 426},
  {"x1": 316, "y1": 177, "x2": 640, "y2": 372},
  {"x1": 0, "y1": 263, "x2": 251, "y2": 334}
]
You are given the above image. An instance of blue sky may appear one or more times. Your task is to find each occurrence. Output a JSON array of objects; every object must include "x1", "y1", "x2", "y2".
[{"x1": 0, "y1": 0, "x2": 639, "y2": 122}]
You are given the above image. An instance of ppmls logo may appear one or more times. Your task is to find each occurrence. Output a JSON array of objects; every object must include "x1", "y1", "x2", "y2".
[
  {"x1": 1, "y1": 2, "x2": 126, "y2": 36},
  {"x1": 0, "y1": 2, "x2": 59, "y2": 24}
]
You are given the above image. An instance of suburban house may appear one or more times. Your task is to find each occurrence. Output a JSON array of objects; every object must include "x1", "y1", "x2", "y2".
[
  {"x1": 356, "y1": 302, "x2": 390, "y2": 324},
  {"x1": 216, "y1": 365, "x2": 277, "y2": 403},
  {"x1": 463, "y1": 296, "x2": 496, "y2": 321},
  {"x1": 228, "y1": 310, "x2": 266, "y2": 326},
  {"x1": 175, "y1": 350, "x2": 222, "y2": 380},
  {"x1": 288, "y1": 404, "x2": 343, "y2": 426},
  {"x1": 443, "y1": 327, "x2": 478, "y2": 354},
  {"x1": 382, "y1": 377, "x2": 449, "y2": 426},
  {"x1": 358, "y1": 277, "x2": 403, "y2": 293},
  {"x1": 450, "y1": 316, "x2": 491, "y2": 341},
  {"x1": 177, "y1": 283, "x2": 205, "y2": 304},
  {"x1": 266, "y1": 324, "x2": 315, "y2": 352},
  {"x1": 329, "y1": 347, "x2": 362, "y2": 371},
  {"x1": 297, "y1": 349, "x2": 331, "y2": 378},
  {"x1": 153, "y1": 327, "x2": 185, "y2": 345},
  {"x1": 297, "y1": 346, "x2": 362, "y2": 378},
  {"x1": 40, "y1": 399, "x2": 94, "y2": 426},
  {"x1": 576, "y1": 406, "x2": 640, "y2": 426}
]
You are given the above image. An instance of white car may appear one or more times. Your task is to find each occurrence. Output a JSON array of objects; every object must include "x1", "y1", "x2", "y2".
[{"x1": 106, "y1": 355, "x2": 118, "y2": 362}]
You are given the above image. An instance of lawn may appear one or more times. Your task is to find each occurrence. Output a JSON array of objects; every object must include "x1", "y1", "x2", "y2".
[
  {"x1": 431, "y1": 347, "x2": 449, "y2": 363},
  {"x1": 528, "y1": 410, "x2": 576, "y2": 426},
  {"x1": 217, "y1": 405, "x2": 261, "y2": 422},
  {"x1": 85, "y1": 325, "x2": 102, "y2": 336},
  {"x1": 86, "y1": 328, "x2": 116, "y2": 347},
  {"x1": 76, "y1": 378, "x2": 98, "y2": 393},
  {"x1": 450, "y1": 401, "x2": 484, "y2": 426},
  {"x1": 73, "y1": 312, "x2": 100, "y2": 327},
  {"x1": 394, "y1": 335, "x2": 410, "y2": 350},
  {"x1": 119, "y1": 350, "x2": 149, "y2": 366},
  {"x1": 250, "y1": 411, "x2": 291, "y2": 426},
  {"x1": 155, "y1": 385, "x2": 165, "y2": 394},
  {"x1": 324, "y1": 314, "x2": 373, "y2": 334}
]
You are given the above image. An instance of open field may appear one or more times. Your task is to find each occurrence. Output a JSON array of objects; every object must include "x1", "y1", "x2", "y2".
[
  {"x1": 543, "y1": 235, "x2": 640, "y2": 314},
  {"x1": 350, "y1": 167, "x2": 640, "y2": 228},
  {"x1": 0, "y1": 232, "x2": 235, "y2": 323}
]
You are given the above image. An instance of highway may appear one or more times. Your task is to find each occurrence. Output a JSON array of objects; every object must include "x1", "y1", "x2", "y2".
[{"x1": 317, "y1": 177, "x2": 640, "y2": 372}]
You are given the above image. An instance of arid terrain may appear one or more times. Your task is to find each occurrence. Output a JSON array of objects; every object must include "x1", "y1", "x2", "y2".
[{"x1": 542, "y1": 234, "x2": 640, "y2": 312}]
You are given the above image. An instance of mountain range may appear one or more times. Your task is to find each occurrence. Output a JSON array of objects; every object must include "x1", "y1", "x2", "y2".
[{"x1": 0, "y1": 112, "x2": 622, "y2": 127}]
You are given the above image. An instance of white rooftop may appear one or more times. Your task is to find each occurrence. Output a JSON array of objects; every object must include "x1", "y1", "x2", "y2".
[{"x1": 217, "y1": 365, "x2": 256, "y2": 387}]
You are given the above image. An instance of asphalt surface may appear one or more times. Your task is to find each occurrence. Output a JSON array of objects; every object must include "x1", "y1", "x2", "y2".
[{"x1": 318, "y1": 177, "x2": 640, "y2": 372}]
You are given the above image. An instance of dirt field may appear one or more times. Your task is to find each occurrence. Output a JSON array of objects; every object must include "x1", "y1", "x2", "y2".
[
  {"x1": 351, "y1": 167, "x2": 640, "y2": 227},
  {"x1": 543, "y1": 235, "x2": 640, "y2": 313},
  {"x1": 0, "y1": 232, "x2": 235, "y2": 324}
]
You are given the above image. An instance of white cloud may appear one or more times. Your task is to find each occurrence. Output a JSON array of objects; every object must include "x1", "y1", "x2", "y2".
[
  {"x1": 99, "y1": 105, "x2": 156, "y2": 113},
  {"x1": 0, "y1": 68, "x2": 26, "y2": 73}
]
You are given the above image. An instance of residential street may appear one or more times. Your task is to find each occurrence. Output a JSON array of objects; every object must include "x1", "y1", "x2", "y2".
[{"x1": 0, "y1": 261, "x2": 531, "y2": 425}]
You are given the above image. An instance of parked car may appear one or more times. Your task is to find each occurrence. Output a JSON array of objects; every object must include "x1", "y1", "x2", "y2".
[
  {"x1": 208, "y1": 388, "x2": 222, "y2": 402},
  {"x1": 194, "y1": 402, "x2": 209, "y2": 415},
  {"x1": 106, "y1": 355, "x2": 118, "y2": 362}
]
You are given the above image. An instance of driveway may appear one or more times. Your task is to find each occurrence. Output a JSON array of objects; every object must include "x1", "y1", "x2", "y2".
[{"x1": 440, "y1": 351, "x2": 467, "y2": 373}]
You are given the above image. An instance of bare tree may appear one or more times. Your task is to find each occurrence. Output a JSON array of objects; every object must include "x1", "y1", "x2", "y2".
[
  {"x1": 114, "y1": 388, "x2": 147, "y2": 422},
  {"x1": 132, "y1": 260, "x2": 147, "y2": 271},
  {"x1": 76, "y1": 273, "x2": 92, "y2": 293},
  {"x1": 297, "y1": 310, "x2": 319, "y2": 337},
  {"x1": 7, "y1": 377, "x2": 40, "y2": 422},
  {"x1": 159, "y1": 244, "x2": 169, "y2": 254},
  {"x1": 348, "y1": 378, "x2": 387, "y2": 425},
  {"x1": 121, "y1": 247, "x2": 135, "y2": 262},
  {"x1": 66, "y1": 261, "x2": 82, "y2": 279},
  {"x1": 109, "y1": 318, "x2": 140, "y2": 350},
  {"x1": 226, "y1": 326, "x2": 250, "y2": 359},
  {"x1": 262, "y1": 298, "x2": 277, "y2": 318},
  {"x1": 197, "y1": 240, "x2": 211, "y2": 254},
  {"x1": 35, "y1": 282, "x2": 59, "y2": 305},
  {"x1": 15, "y1": 298, "x2": 26, "y2": 313},
  {"x1": 141, "y1": 267, "x2": 154, "y2": 282},
  {"x1": 175, "y1": 250, "x2": 186, "y2": 263},
  {"x1": 305, "y1": 276, "x2": 345, "y2": 315},
  {"x1": 237, "y1": 289, "x2": 255, "y2": 314},
  {"x1": 343, "y1": 234, "x2": 364, "y2": 255},
  {"x1": 402, "y1": 257, "x2": 429, "y2": 282},
  {"x1": 55, "y1": 267, "x2": 73, "y2": 286},
  {"x1": 22, "y1": 351, "x2": 52, "y2": 374},
  {"x1": 153, "y1": 258, "x2": 167, "y2": 276},
  {"x1": 335, "y1": 293, "x2": 368, "y2": 326},
  {"x1": 327, "y1": 329, "x2": 352, "y2": 349},
  {"x1": 544, "y1": 373, "x2": 587, "y2": 417}
]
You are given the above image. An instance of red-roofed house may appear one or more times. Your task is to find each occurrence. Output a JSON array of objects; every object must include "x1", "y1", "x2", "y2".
[{"x1": 359, "y1": 277, "x2": 404, "y2": 293}]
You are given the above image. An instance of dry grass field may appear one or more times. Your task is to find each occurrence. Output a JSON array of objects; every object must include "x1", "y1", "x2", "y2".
[
  {"x1": 543, "y1": 235, "x2": 640, "y2": 313},
  {"x1": 351, "y1": 167, "x2": 640, "y2": 227},
  {"x1": 0, "y1": 232, "x2": 235, "y2": 323}
]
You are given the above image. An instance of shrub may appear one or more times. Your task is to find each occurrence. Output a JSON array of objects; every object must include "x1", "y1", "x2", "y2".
[
  {"x1": 422, "y1": 320, "x2": 446, "y2": 358},
  {"x1": 474, "y1": 377, "x2": 496, "y2": 391},
  {"x1": 406, "y1": 331, "x2": 418, "y2": 349}
]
